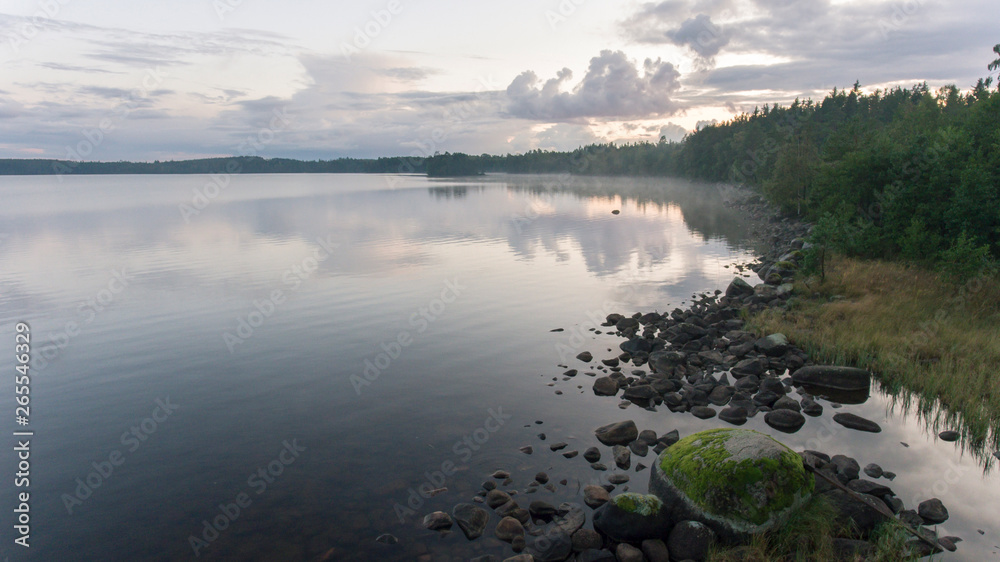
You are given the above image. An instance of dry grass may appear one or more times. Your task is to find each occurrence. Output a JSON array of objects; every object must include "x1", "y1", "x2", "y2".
[{"x1": 749, "y1": 254, "x2": 1000, "y2": 452}]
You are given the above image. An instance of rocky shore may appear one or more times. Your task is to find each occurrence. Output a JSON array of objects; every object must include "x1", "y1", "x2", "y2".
[{"x1": 396, "y1": 189, "x2": 964, "y2": 561}]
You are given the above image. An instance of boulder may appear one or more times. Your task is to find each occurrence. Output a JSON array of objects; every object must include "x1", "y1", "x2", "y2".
[
  {"x1": 453, "y1": 503, "x2": 490, "y2": 540},
  {"x1": 593, "y1": 376, "x2": 619, "y2": 396},
  {"x1": 667, "y1": 520, "x2": 716, "y2": 561},
  {"x1": 918, "y1": 498, "x2": 949, "y2": 524},
  {"x1": 833, "y1": 413, "x2": 882, "y2": 433},
  {"x1": 725, "y1": 277, "x2": 755, "y2": 298},
  {"x1": 755, "y1": 334, "x2": 789, "y2": 357},
  {"x1": 791, "y1": 366, "x2": 870, "y2": 391},
  {"x1": 595, "y1": 420, "x2": 639, "y2": 446},
  {"x1": 764, "y1": 409, "x2": 806, "y2": 433},
  {"x1": 824, "y1": 489, "x2": 889, "y2": 538},
  {"x1": 648, "y1": 429, "x2": 813, "y2": 543},
  {"x1": 592, "y1": 493, "x2": 671, "y2": 542}
]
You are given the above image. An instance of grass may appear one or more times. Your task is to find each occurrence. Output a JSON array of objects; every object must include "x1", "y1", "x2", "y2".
[
  {"x1": 747, "y1": 254, "x2": 1000, "y2": 457},
  {"x1": 705, "y1": 495, "x2": 920, "y2": 561}
]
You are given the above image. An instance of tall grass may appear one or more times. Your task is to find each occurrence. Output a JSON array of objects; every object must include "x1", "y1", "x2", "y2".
[{"x1": 749, "y1": 255, "x2": 1000, "y2": 457}]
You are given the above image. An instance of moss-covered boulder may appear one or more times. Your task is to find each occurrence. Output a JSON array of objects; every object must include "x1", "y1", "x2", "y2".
[
  {"x1": 649, "y1": 428, "x2": 813, "y2": 543},
  {"x1": 592, "y1": 493, "x2": 671, "y2": 542}
]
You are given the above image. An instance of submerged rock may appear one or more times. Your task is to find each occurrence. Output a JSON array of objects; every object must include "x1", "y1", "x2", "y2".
[
  {"x1": 595, "y1": 420, "x2": 638, "y2": 445},
  {"x1": 592, "y1": 492, "x2": 671, "y2": 542},
  {"x1": 833, "y1": 413, "x2": 882, "y2": 433},
  {"x1": 648, "y1": 428, "x2": 814, "y2": 543},
  {"x1": 791, "y1": 366, "x2": 870, "y2": 391}
]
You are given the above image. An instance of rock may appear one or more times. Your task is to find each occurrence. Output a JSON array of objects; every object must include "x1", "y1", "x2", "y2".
[
  {"x1": 584, "y1": 447, "x2": 602, "y2": 462},
  {"x1": 593, "y1": 377, "x2": 620, "y2": 396},
  {"x1": 648, "y1": 429, "x2": 813, "y2": 542},
  {"x1": 592, "y1": 493, "x2": 671, "y2": 542},
  {"x1": 731, "y1": 357, "x2": 766, "y2": 377},
  {"x1": 791, "y1": 366, "x2": 870, "y2": 391},
  {"x1": 572, "y1": 528, "x2": 603, "y2": 551},
  {"x1": 622, "y1": 384, "x2": 658, "y2": 402},
  {"x1": 823, "y1": 489, "x2": 889, "y2": 538},
  {"x1": 629, "y1": 440, "x2": 649, "y2": 457},
  {"x1": 708, "y1": 385, "x2": 735, "y2": 406},
  {"x1": 520, "y1": 446, "x2": 534, "y2": 455},
  {"x1": 616, "y1": 317, "x2": 640, "y2": 333},
  {"x1": 659, "y1": 430, "x2": 680, "y2": 447},
  {"x1": 591, "y1": 462, "x2": 608, "y2": 471},
  {"x1": 615, "y1": 543, "x2": 644, "y2": 562},
  {"x1": 649, "y1": 350, "x2": 686, "y2": 374},
  {"x1": 595, "y1": 420, "x2": 639, "y2": 446},
  {"x1": 718, "y1": 406, "x2": 748, "y2": 425},
  {"x1": 584, "y1": 485, "x2": 611, "y2": 508},
  {"x1": 529, "y1": 500, "x2": 558, "y2": 520},
  {"x1": 667, "y1": 520, "x2": 716, "y2": 561},
  {"x1": 830, "y1": 455, "x2": 860, "y2": 482},
  {"x1": 452, "y1": 503, "x2": 489, "y2": 540},
  {"x1": 772, "y1": 396, "x2": 801, "y2": 412},
  {"x1": 375, "y1": 533, "x2": 398, "y2": 544},
  {"x1": 800, "y1": 397, "x2": 823, "y2": 416},
  {"x1": 691, "y1": 406, "x2": 717, "y2": 419},
  {"x1": 833, "y1": 413, "x2": 882, "y2": 433},
  {"x1": 487, "y1": 489, "x2": 513, "y2": 509},
  {"x1": 496, "y1": 516, "x2": 525, "y2": 542},
  {"x1": 764, "y1": 409, "x2": 806, "y2": 433},
  {"x1": 637, "y1": 430, "x2": 658, "y2": 445},
  {"x1": 535, "y1": 472, "x2": 549, "y2": 484},
  {"x1": 608, "y1": 474, "x2": 630, "y2": 485},
  {"x1": 726, "y1": 277, "x2": 754, "y2": 298},
  {"x1": 526, "y1": 528, "x2": 573, "y2": 562},
  {"x1": 613, "y1": 445, "x2": 631, "y2": 469},
  {"x1": 641, "y1": 539, "x2": 670, "y2": 562},
  {"x1": 493, "y1": 470, "x2": 511, "y2": 479},
  {"x1": 621, "y1": 337, "x2": 653, "y2": 355},
  {"x1": 755, "y1": 334, "x2": 789, "y2": 357},
  {"x1": 563, "y1": 450, "x2": 579, "y2": 459},
  {"x1": 863, "y1": 463, "x2": 883, "y2": 479},
  {"x1": 550, "y1": 442, "x2": 569, "y2": 451},
  {"x1": 578, "y1": 351, "x2": 594, "y2": 362},
  {"x1": 918, "y1": 498, "x2": 949, "y2": 524},
  {"x1": 554, "y1": 502, "x2": 587, "y2": 535},
  {"x1": 847, "y1": 479, "x2": 893, "y2": 498},
  {"x1": 423, "y1": 511, "x2": 453, "y2": 531},
  {"x1": 939, "y1": 430, "x2": 960, "y2": 442}
]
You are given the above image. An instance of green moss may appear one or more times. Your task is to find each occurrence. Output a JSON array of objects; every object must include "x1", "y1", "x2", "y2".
[
  {"x1": 612, "y1": 493, "x2": 662, "y2": 516},
  {"x1": 775, "y1": 260, "x2": 799, "y2": 271},
  {"x1": 659, "y1": 429, "x2": 813, "y2": 526}
]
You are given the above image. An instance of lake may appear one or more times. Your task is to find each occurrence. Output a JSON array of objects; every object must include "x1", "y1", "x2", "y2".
[{"x1": 0, "y1": 173, "x2": 996, "y2": 560}]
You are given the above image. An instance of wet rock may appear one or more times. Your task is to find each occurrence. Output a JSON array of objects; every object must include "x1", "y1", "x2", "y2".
[
  {"x1": 772, "y1": 395, "x2": 801, "y2": 412},
  {"x1": 629, "y1": 440, "x2": 649, "y2": 457},
  {"x1": 833, "y1": 413, "x2": 882, "y2": 433},
  {"x1": 493, "y1": 470, "x2": 511, "y2": 479},
  {"x1": 862, "y1": 463, "x2": 882, "y2": 478},
  {"x1": 691, "y1": 406, "x2": 717, "y2": 419},
  {"x1": 824, "y1": 489, "x2": 889, "y2": 538},
  {"x1": 719, "y1": 406, "x2": 748, "y2": 425},
  {"x1": 535, "y1": 472, "x2": 549, "y2": 484},
  {"x1": 667, "y1": 520, "x2": 716, "y2": 561},
  {"x1": 726, "y1": 277, "x2": 755, "y2": 298},
  {"x1": 595, "y1": 420, "x2": 639, "y2": 446},
  {"x1": 764, "y1": 409, "x2": 806, "y2": 433},
  {"x1": 637, "y1": 429, "x2": 658, "y2": 445},
  {"x1": 708, "y1": 385, "x2": 735, "y2": 406},
  {"x1": 576, "y1": 549, "x2": 616, "y2": 562},
  {"x1": 939, "y1": 430, "x2": 960, "y2": 442},
  {"x1": 831, "y1": 455, "x2": 861, "y2": 482},
  {"x1": 526, "y1": 528, "x2": 573, "y2": 562},
  {"x1": 641, "y1": 539, "x2": 670, "y2": 562},
  {"x1": 572, "y1": 528, "x2": 603, "y2": 551},
  {"x1": 423, "y1": 511, "x2": 453, "y2": 531},
  {"x1": 847, "y1": 479, "x2": 894, "y2": 498},
  {"x1": 562, "y1": 450, "x2": 579, "y2": 459},
  {"x1": 800, "y1": 397, "x2": 823, "y2": 416},
  {"x1": 593, "y1": 377, "x2": 619, "y2": 396},
  {"x1": 577, "y1": 351, "x2": 594, "y2": 362},
  {"x1": 520, "y1": 446, "x2": 534, "y2": 455},
  {"x1": 622, "y1": 384, "x2": 658, "y2": 402},
  {"x1": 755, "y1": 334, "x2": 789, "y2": 357},
  {"x1": 659, "y1": 429, "x2": 680, "y2": 447},
  {"x1": 791, "y1": 366, "x2": 870, "y2": 391},
  {"x1": 487, "y1": 490, "x2": 513, "y2": 509},
  {"x1": 731, "y1": 357, "x2": 766, "y2": 377},
  {"x1": 584, "y1": 485, "x2": 610, "y2": 508},
  {"x1": 452, "y1": 503, "x2": 489, "y2": 540},
  {"x1": 918, "y1": 498, "x2": 949, "y2": 524},
  {"x1": 615, "y1": 543, "x2": 644, "y2": 562},
  {"x1": 496, "y1": 516, "x2": 525, "y2": 542},
  {"x1": 593, "y1": 493, "x2": 671, "y2": 542},
  {"x1": 550, "y1": 442, "x2": 568, "y2": 451},
  {"x1": 620, "y1": 337, "x2": 653, "y2": 355},
  {"x1": 613, "y1": 445, "x2": 631, "y2": 469},
  {"x1": 529, "y1": 500, "x2": 558, "y2": 520},
  {"x1": 584, "y1": 447, "x2": 602, "y2": 463}
]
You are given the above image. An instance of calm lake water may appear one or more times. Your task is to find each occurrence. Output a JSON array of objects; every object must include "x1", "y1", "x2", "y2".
[{"x1": 0, "y1": 173, "x2": 997, "y2": 561}]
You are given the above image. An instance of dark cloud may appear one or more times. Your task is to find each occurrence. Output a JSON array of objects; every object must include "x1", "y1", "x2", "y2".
[
  {"x1": 665, "y1": 14, "x2": 729, "y2": 65},
  {"x1": 505, "y1": 50, "x2": 682, "y2": 121}
]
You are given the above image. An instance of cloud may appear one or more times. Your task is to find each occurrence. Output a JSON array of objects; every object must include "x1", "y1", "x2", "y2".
[
  {"x1": 665, "y1": 14, "x2": 729, "y2": 66},
  {"x1": 659, "y1": 122, "x2": 689, "y2": 142},
  {"x1": 505, "y1": 50, "x2": 682, "y2": 121}
]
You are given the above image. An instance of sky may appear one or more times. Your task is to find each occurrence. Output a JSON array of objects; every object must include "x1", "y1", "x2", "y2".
[{"x1": 0, "y1": 0, "x2": 996, "y2": 161}]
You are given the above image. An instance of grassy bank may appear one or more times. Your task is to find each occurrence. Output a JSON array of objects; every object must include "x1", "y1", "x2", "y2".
[{"x1": 748, "y1": 254, "x2": 1000, "y2": 452}]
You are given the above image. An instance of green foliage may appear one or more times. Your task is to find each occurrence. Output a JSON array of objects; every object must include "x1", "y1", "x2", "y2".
[{"x1": 938, "y1": 231, "x2": 994, "y2": 281}]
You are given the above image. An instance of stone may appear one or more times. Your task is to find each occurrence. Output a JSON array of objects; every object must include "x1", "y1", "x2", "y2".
[
  {"x1": 629, "y1": 440, "x2": 649, "y2": 457},
  {"x1": 592, "y1": 493, "x2": 671, "y2": 542},
  {"x1": 764, "y1": 409, "x2": 806, "y2": 433},
  {"x1": 423, "y1": 511, "x2": 453, "y2": 531},
  {"x1": 731, "y1": 357, "x2": 766, "y2": 378},
  {"x1": 496, "y1": 516, "x2": 525, "y2": 542},
  {"x1": 667, "y1": 520, "x2": 716, "y2": 561},
  {"x1": 529, "y1": 500, "x2": 558, "y2": 520},
  {"x1": 584, "y1": 447, "x2": 602, "y2": 462},
  {"x1": 833, "y1": 413, "x2": 882, "y2": 433},
  {"x1": 718, "y1": 406, "x2": 748, "y2": 425},
  {"x1": 791, "y1": 366, "x2": 870, "y2": 391},
  {"x1": 830, "y1": 455, "x2": 860, "y2": 482},
  {"x1": 939, "y1": 430, "x2": 960, "y2": 442},
  {"x1": 584, "y1": 484, "x2": 611, "y2": 508},
  {"x1": 593, "y1": 376, "x2": 620, "y2": 396},
  {"x1": 726, "y1": 277, "x2": 754, "y2": 298},
  {"x1": 637, "y1": 429, "x2": 658, "y2": 445},
  {"x1": 595, "y1": 420, "x2": 639, "y2": 446},
  {"x1": 847, "y1": 479, "x2": 894, "y2": 498},
  {"x1": 691, "y1": 406, "x2": 717, "y2": 419},
  {"x1": 918, "y1": 498, "x2": 949, "y2": 524},
  {"x1": 576, "y1": 550, "x2": 616, "y2": 562},
  {"x1": 772, "y1": 396, "x2": 801, "y2": 412},
  {"x1": 452, "y1": 503, "x2": 489, "y2": 540},
  {"x1": 613, "y1": 445, "x2": 631, "y2": 469},
  {"x1": 755, "y1": 334, "x2": 789, "y2": 357},
  {"x1": 622, "y1": 384, "x2": 658, "y2": 402},
  {"x1": 641, "y1": 539, "x2": 670, "y2": 562},
  {"x1": 708, "y1": 385, "x2": 735, "y2": 406},
  {"x1": 649, "y1": 350, "x2": 687, "y2": 374},
  {"x1": 615, "y1": 543, "x2": 644, "y2": 562},
  {"x1": 572, "y1": 528, "x2": 603, "y2": 551},
  {"x1": 578, "y1": 351, "x2": 594, "y2": 362},
  {"x1": 608, "y1": 474, "x2": 630, "y2": 485},
  {"x1": 526, "y1": 528, "x2": 573, "y2": 562},
  {"x1": 648, "y1": 429, "x2": 813, "y2": 542},
  {"x1": 487, "y1": 489, "x2": 513, "y2": 509}
]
